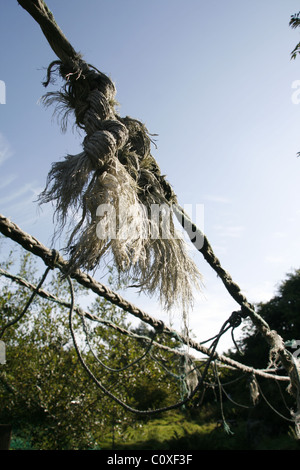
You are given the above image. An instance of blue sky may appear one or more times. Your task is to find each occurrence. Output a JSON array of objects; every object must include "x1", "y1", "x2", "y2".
[{"x1": 1, "y1": 1, "x2": 300, "y2": 353}]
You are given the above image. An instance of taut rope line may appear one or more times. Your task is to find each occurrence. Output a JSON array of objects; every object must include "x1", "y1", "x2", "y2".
[
  {"x1": 0, "y1": 216, "x2": 289, "y2": 383},
  {"x1": 0, "y1": 262, "x2": 290, "y2": 382}
]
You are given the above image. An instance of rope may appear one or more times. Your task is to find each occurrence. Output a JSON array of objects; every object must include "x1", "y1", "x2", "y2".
[
  {"x1": 0, "y1": 247, "x2": 58, "y2": 339},
  {"x1": 80, "y1": 313, "x2": 158, "y2": 374},
  {"x1": 213, "y1": 362, "x2": 234, "y2": 435},
  {"x1": 220, "y1": 383, "x2": 253, "y2": 410},
  {"x1": 173, "y1": 204, "x2": 300, "y2": 405},
  {"x1": 256, "y1": 380, "x2": 295, "y2": 423}
]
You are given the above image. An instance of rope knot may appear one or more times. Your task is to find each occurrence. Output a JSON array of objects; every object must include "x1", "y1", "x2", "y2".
[
  {"x1": 229, "y1": 310, "x2": 244, "y2": 328},
  {"x1": 45, "y1": 249, "x2": 60, "y2": 269}
]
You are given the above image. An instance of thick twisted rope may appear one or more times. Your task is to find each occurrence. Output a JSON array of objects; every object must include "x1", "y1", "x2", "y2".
[
  {"x1": 0, "y1": 213, "x2": 162, "y2": 331},
  {"x1": 0, "y1": 214, "x2": 290, "y2": 383}
]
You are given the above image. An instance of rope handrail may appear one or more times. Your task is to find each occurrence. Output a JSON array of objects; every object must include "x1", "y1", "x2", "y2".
[
  {"x1": 0, "y1": 215, "x2": 269, "y2": 376},
  {"x1": 0, "y1": 263, "x2": 289, "y2": 383}
]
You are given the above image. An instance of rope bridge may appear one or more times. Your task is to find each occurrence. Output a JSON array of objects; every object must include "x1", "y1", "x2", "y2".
[{"x1": 0, "y1": 0, "x2": 299, "y2": 436}]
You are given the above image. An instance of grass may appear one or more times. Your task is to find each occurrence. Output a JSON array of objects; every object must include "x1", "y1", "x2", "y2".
[
  {"x1": 8, "y1": 410, "x2": 300, "y2": 450},
  {"x1": 98, "y1": 411, "x2": 300, "y2": 451}
]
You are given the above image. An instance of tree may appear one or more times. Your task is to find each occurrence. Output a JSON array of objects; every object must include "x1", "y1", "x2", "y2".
[
  {"x1": 0, "y1": 242, "x2": 183, "y2": 449},
  {"x1": 224, "y1": 270, "x2": 300, "y2": 446},
  {"x1": 236, "y1": 269, "x2": 300, "y2": 367}
]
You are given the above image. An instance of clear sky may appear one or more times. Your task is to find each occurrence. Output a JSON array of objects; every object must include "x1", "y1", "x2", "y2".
[{"x1": 1, "y1": 0, "x2": 300, "y2": 354}]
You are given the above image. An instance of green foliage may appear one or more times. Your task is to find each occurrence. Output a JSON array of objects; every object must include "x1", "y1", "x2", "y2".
[
  {"x1": 225, "y1": 269, "x2": 300, "y2": 447},
  {"x1": 0, "y1": 247, "x2": 102, "y2": 449},
  {"x1": 290, "y1": 12, "x2": 300, "y2": 60}
]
